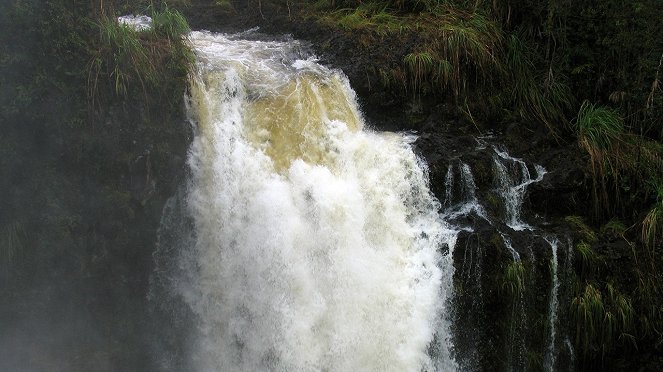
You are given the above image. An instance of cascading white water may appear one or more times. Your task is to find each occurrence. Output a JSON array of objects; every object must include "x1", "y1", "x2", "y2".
[
  {"x1": 118, "y1": 14, "x2": 153, "y2": 30},
  {"x1": 543, "y1": 236, "x2": 560, "y2": 372},
  {"x1": 493, "y1": 148, "x2": 546, "y2": 231},
  {"x1": 499, "y1": 232, "x2": 521, "y2": 262},
  {"x1": 444, "y1": 163, "x2": 488, "y2": 222},
  {"x1": 179, "y1": 30, "x2": 457, "y2": 371},
  {"x1": 442, "y1": 162, "x2": 486, "y2": 372}
]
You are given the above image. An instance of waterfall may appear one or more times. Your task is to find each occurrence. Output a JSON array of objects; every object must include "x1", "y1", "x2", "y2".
[
  {"x1": 164, "y1": 30, "x2": 457, "y2": 371},
  {"x1": 146, "y1": 26, "x2": 578, "y2": 372}
]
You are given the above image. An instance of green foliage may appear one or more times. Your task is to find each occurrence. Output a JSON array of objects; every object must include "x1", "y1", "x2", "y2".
[
  {"x1": 565, "y1": 215, "x2": 597, "y2": 243},
  {"x1": 601, "y1": 218, "x2": 627, "y2": 238},
  {"x1": 642, "y1": 185, "x2": 663, "y2": 251},
  {"x1": 317, "y1": 2, "x2": 576, "y2": 131},
  {"x1": 152, "y1": 6, "x2": 191, "y2": 39},
  {"x1": 501, "y1": 260, "x2": 526, "y2": 299},
  {"x1": 574, "y1": 102, "x2": 624, "y2": 151},
  {"x1": 403, "y1": 52, "x2": 435, "y2": 93},
  {"x1": 88, "y1": 6, "x2": 193, "y2": 103},
  {"x1": 322, "y1": 3, "x2": 410, "y2": 35},
  {"x1": 502, "y1": 33, "x2": 573, "y2": 132},
  {"x1": 432, "y1": 8, "x2": 502, "y2": 95},
  {"x1": 325, "y1": 4, "x2": 504, "y2": 98},
  {"x1": 572, "y1": 100, "x2": 663, "y2": 219},
  {"x1": 94, "y1": 17, "x2": 155, "y2": 96},
  {"x1": 571, "y1": 283, "x2": 635, "y2": 361},
  {"x1": 575, "y1": 241, "x2": 599, "y2": 277},
  {"x1": 214, "y1": 0, "x2": 235, "y2": 12},
  {"x1": 573, "y1": 102, "x2": 626, "y2": 218}
]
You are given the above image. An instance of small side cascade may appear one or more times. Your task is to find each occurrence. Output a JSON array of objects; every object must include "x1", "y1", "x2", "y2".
[
  {"x1": 543, "y1": 236, "x2": 561, "y2": 372},
  {"x1": 447, "y1": 145, "x2": 576, "y2": 372},
  {"x1": 441, "y1": 162, "x2": 489, "y2": 372},
  {"x1": 500, "y1": 232, "x2": 521, "y2": 262},
  {"x1": 492, "y1": 148, "x2": 546, "y2": 231},
  {"x1": 443, "y1": 162, "x2": 489, "y2": 222}
]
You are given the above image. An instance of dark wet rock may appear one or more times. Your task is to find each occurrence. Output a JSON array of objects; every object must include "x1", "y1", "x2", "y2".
[{"x1": 528, "y1": 146, "x2": 589, "y2": 218}]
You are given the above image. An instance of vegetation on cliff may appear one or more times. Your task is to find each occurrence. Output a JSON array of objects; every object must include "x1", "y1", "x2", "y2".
[{"x1": 0, "y1": 0, "x2": 192, "y2": 369}]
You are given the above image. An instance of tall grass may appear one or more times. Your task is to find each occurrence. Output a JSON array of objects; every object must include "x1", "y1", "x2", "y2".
[
  {"x1": 572, "y1": 102, "x2": 625, "y2": 218},
  {"x1": 320, "y1": 3, "x2": 504, "y2": 96},
  {"x1": 575, "y1": 102, "x2": 624, "y2": 150},
  {"x1": 565, "y1": 216, "x2": 601, "y2": 277},
  {"x1": 504, "y1": 34, "x2": 572, "y2": 133},
  {"x1": 152, "y1": 6, "x2": 191, "y2": 40},
  {"x1": 565, "y1": 215, "x2": 597, "y2": 242},
  {"x1": 571, "y1": 282, "x2": 635, "y2": 360},
  {"x1": 403, "y1": 51, "x2": 435, "y2": 93},
  {"x1": 642, "y1": 185, "x2": 663, "y2": 251},
  {"x1": 572, "y1": 100, "x2": 663, "y2": 220},
  {"x1": 433, "y1": 8, "x2": 502, "y2": 95},
  {"x1": 95, "y1": 17, "x2": 155, "y2": 96},
  {"x1": 501, "y1": 260, "x2": 526, "y2": 299},
  {"x1": 326, "y1": 3, "x2": 411, "y2": 35},
  {"x1": 401, "y1": 8, "x2": 503, "y2": 96},
  {"x1": 88, "y1": 6, "x2": 192, "y2": 103}
]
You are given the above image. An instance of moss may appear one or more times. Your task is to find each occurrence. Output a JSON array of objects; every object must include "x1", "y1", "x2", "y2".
[
  {"x1": 485, "y1": 192, "x2": 501, "y2": 212},
  {"x1": 490, "y1": 232, "x2": 505, "y2": 250}
]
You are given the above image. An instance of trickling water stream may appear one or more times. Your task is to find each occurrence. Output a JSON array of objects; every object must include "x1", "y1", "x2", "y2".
[
  {"x1": 493, "y1": 148, "x2": 546, "y2": 231},
  {"x1": 543, "y1": 236, "x2": 560, "y2": 372}
]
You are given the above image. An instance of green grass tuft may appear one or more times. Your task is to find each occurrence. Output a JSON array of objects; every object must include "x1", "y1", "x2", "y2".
[
  {"x1": 574, "y1": 101, "x2": 624, "y2": 151},
  {"x1": 572, "y1": 283, "x2": 636, "y2": 360},
  {"x1": 501, "y1": 260, "x2": 526, "y2": 299},
  {"x1": 601, "y1": 218, "x2": 627, "y2": 237},
  {"x1": 152, "y1": 6, "x2": 191, "y2": 40},
  {"x1": 642, "y1": 185, "x2": 663, "y2": 250},
  {"x1": 565, "y1": 215, "x2": 597, "y2": 242},
  {"x1": 88, "y1": 6, "x2": 193, "y2": 103}
]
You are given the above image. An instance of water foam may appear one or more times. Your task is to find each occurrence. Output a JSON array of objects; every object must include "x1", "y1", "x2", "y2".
[{"x1": 178, "y1": 30, "x2": 457, "y2": 371}]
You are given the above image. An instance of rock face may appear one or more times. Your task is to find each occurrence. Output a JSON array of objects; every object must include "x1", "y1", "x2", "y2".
[{"x1": 0, "y1": 89, "x2": 191, "y2": 370}]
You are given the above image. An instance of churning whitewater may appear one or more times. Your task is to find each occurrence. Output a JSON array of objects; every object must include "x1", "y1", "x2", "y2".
[{"x1": 179, "y1": 30, "x2": 457, "y2": 371}]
